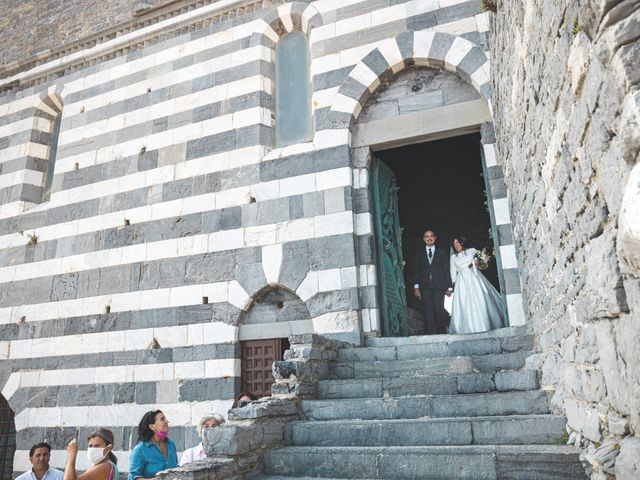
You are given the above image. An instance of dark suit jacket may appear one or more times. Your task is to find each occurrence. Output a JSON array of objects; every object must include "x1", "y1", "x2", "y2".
[{"x1": 414, "y1": 245, "x2": 452, "y2": 291}]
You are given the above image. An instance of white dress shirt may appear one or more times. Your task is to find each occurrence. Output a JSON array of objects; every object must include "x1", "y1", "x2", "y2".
[
  {"x1": 414, "y1": 246, "x2": 435, "y2": 288},
  {"x1": 180, "y1": 442, "x2": 206, "y2": 466},
  {"x1": 16, "y1": 467, "x2": 64, "y2": 480}
]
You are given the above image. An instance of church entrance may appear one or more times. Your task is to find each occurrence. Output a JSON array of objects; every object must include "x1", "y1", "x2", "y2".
[{"x1": 370, "y1": 133, "x2": 503, "y2": 336}]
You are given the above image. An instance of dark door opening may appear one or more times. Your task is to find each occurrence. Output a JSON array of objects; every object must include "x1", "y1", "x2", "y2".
[
  {"x1": 0, "y1": 395, "x2": 15, "y2": 480},
  {"x1": 375, "y1": 133, "x2": 499, "y2": 335}
]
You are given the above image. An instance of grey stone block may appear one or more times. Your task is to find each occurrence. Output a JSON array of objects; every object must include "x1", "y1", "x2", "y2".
[
  {"x1": 338, "y1": 346, "x2": 396, "y2": 362},
  {"x1": 496, "y1": 445, "x2": 587, "y2": 479},
  {"x1": 383, "y1": 375, "x2": 459, "y2": 397},
  {"x1": 407, "y1": 11, "x2": 438, "y2": 31},
  {"x1": 456, "y1": 373, "x2": 495, "y2": 394},
  {"x1": 430, "y1": 390, "x2": 549, "y2": 418},
  {"x1": 135, "y1": 382, "x2": 157, "y2": 404},
  {"x1": 289, "y1": 418, "x2": 473, "y2": 447},
  {"x1": 396, "y1": 342, "x2": 450, "y2": 359},
  {"x1": 428, "y1": 32, "x2": 456, "y2": 67},
  {"x1": 471, "y1": 415, "x2": 567, "y2": 445},
  {"x1": 317, "y1": 378, "x2": 384, "y2": 399},
  {"x1": 494, "y1": 370, "x2": 539, "y2": 391},
  {"x1": 279, "y1": 240, "x2": 311, "y2": 291},
  {"x1": 333, "y1": 356, "x2": 473, "y2": 380},
  {"x1": 236, "y1": 262, "x2": 267, "y2": 297},
  {"x1": 449, "y1": 337, "x2": 501, "y2": 356},
  {"x1": 472, "y1": 350, "x2": 533, "y2": 372},
  {"x1": 178, "y1": 377, "x2": 236, "y2": 401},
  {"x1": 501, "y1": 334, "x2": 534, "y2": 352}
]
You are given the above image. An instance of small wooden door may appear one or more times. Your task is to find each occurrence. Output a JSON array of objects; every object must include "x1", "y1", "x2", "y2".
[
  {"x1": 371, "y1": 156, "x2": 408, "y2": 336},
  {"x1": 240, "y1": 338, "x2": 288, "y2": 398}
]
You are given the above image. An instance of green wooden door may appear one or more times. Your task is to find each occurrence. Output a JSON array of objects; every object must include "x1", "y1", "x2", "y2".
[{"x1": 371, "y1": 157, "x2": 408, "y2": 336}]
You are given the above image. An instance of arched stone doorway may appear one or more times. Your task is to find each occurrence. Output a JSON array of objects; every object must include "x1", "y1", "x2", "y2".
[
  {"x1": 330, "y1": 31, "x2": 525, "y2": 336},
  {"x1": 0, "y1": 395, "x2": 16, "y2": 479},
  {"x1": 238, "y1": 286, "x2": 306, "y2": 396}
]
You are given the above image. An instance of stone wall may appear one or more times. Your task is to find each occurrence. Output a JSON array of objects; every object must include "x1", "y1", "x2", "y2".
[
  {"x1": 0, "y1": 0, "x2": 166, "y2": 67},
  {"x1": 490, "y1": 0, "x2": 640, "y2": 477}
]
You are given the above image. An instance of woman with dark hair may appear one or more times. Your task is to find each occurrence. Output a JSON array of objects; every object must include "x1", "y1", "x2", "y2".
[
  {"x1": 128, "y1": 410, "x2": 178, "y2": 480},
  {"x1": 64, "y1": 428, "x2": 118, "y2": 480},
  {"x1": 232, "y1": 391, "x2": 257, "y2": 408},
  {"x1": 449, "y1": 235, "x2": 505, "y2": 334}
]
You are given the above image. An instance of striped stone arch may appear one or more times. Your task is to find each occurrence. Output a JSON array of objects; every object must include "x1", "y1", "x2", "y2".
[
  {"x1": 250, "y1": 2, "x2": 323, "y2": 47},
  {"x1": 328, "y1": 31, "x2": 492, "y2": 128},
  {"x1": 336, "y1": 31, "x2": 527, "y2": 327}
]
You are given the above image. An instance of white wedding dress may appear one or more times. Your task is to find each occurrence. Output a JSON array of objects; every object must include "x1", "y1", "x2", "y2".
[{"x1": 449, "y1": 248, "x2": 506, "y2": 334}]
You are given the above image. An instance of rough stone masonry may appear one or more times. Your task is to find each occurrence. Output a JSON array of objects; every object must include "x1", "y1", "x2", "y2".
[{"x1": 491, "y1": 0, "x2": 640, "y2": 478}]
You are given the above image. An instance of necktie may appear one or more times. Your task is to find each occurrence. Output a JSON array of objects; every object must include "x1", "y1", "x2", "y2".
[{"x1": 428, "y1": 248, "x2": 433, "y2": 262}]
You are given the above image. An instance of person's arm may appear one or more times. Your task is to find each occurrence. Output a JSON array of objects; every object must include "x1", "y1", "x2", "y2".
[
  {"x1": 450, "y1": 255, "x2": 456, "y2": 288},
  {"x1": 128, "y1": 445, "x2": 148, "y2": 480},
  {"x1": 64, "y1": 438, "x2": 79, "y2": 480},
  {"x1": 179, "y1": 448, "x2": 191, "y2": 467},
  {"x1": 413, "y1": 252, "x2": 422, "y2": 298}
]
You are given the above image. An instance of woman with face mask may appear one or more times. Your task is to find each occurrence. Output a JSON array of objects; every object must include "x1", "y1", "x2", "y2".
[
  {"x1": 128, "y1": 410, "x2": 178, "y2": 480},
  {"x1": 64, "y1": 428, "x2": 118, "y2": 480}
]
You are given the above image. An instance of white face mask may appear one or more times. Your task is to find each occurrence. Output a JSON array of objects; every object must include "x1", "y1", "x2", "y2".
[{"x1": 86, "y1": 447, "x2": 106, "y2": 465}]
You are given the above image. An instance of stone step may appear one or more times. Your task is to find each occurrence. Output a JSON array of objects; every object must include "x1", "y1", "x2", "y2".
[
  {"x1": 301, "y1": 390, "x2": 549, "y2": 421},
  {"x1": 365, "y1": 326, "x2": 529, "y2": 347},
  {"x1": 285, "y1": 415, "x2": 567, "y2": 447},
  {"x1": 317, "y1": 370, "x2": 539, "y2": 399},
  {"x1": 263, "y1": 445, "x2": 587, "y2": 479},
  {"x1": 329, "y1": 351, "x2": 533, "y2": 379},
  {"x1": 344, "y1": 333, "x2": 534, "y2": 362}
]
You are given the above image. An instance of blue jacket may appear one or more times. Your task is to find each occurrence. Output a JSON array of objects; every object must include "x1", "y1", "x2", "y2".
[{"x1": 128, "y1": 439, "x2": 178, "y2": 480}]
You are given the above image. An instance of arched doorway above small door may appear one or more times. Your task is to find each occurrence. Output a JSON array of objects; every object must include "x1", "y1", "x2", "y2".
[{"x1": 344, "y1": 58, "x2": 525, "y2": 335}]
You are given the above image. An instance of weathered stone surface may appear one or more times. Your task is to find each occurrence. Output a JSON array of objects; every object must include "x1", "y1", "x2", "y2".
[{"x1": 615, "y1": 436, "x2": 640, "y2": 479}]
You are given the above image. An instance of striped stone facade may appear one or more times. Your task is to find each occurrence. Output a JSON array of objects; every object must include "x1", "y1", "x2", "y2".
[{"x1": 0, "y1": 0, "x2": 525, "y2": 475}]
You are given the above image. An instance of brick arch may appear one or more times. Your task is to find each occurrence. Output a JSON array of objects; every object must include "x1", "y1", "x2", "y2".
[
  {"x1": 328, "y1": 31, "x2": 492, "y2": 128},
  {"x1": 250, "y1": 2, "x2": 323, "y2": 47}
]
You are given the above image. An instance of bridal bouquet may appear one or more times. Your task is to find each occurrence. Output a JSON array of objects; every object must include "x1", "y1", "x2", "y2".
[{"x1": 474, "y1": 248, "x2": 491, "y2": 270}]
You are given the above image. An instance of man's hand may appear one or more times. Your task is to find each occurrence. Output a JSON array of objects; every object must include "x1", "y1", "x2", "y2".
[
  {"x1": 445, "y1": 290, "x2": 453, "y2": 297},
  {"x1": 413, "y1": 287, "x2": 421, "y2": 300}
]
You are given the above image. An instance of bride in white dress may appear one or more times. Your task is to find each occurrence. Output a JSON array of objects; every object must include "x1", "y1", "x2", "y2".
[{"x1": 449, "y1": 235, "x2": 506, "y2": 334}]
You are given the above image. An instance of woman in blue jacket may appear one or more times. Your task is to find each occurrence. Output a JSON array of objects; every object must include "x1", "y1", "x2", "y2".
[{"x1": 128, "y1": 410, "x2": 178, "y2": 480}]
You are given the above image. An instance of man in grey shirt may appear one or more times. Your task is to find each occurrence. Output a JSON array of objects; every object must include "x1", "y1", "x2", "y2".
[{"x1": 16, "y1": 443, "x2": 63, "y2": 480}]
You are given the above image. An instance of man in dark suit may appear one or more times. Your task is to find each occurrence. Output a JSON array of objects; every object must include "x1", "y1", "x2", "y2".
[{"x1": 413, "y1": 229, "x2": 453, "y2": 334}]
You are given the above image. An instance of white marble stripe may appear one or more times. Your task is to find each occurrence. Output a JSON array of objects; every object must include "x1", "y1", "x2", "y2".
[
  {"x1": 13, "y1": 400, "x2": 234, "y2": 432},
  {"x1": 444, "y1": 36, "x2": 474, "y2": 71},
  {"x1": 60, "y1": 75, "x2": 271, "y2": 145},
  {"x1": 6, "y1": 321, "x2": 239, "y2": 359},
  {"x1": 311, "y1": 16, "x2": 485, "y2": 76},
  {"x1": 63, "y1": 46, "x2": 272, "y2": 118},
  {"x1": 52, "y1": 105, "x2": 270, "y2": 175},
  {"x1": 0, "y1": 141, "x2": 50, "y2": 165},
  {"x1": 0, "y1": 169, "x2": 43, "y2": 190},
  {"x1": 3, "y1": 359, "x2": 239, "y2": 401},
  {"x1": 0, "y1": 116, "x2": 49, "y2": 140},
  {"x1": 0, "y1": 199, "x2": 353, "y2": 285},
  {"x1": 0, "y1": 267, "x2": 355, "y2": 331},
  {"x1": 0, "y1": 147, "x2": 349, "y2": 252}
]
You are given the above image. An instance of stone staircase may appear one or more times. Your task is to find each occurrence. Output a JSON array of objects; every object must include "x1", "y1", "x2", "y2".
[{"x1": 260, "y1": 327, "x2": 587, "y2": 479}]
